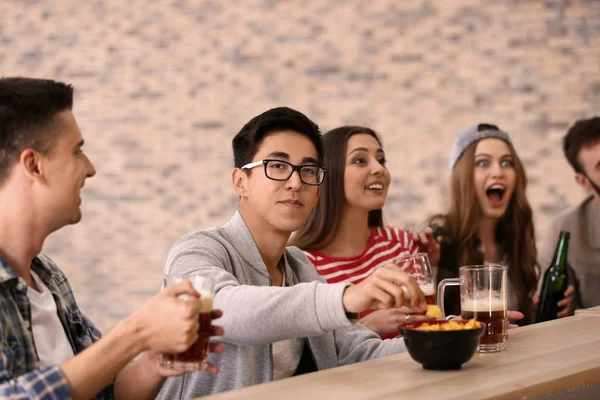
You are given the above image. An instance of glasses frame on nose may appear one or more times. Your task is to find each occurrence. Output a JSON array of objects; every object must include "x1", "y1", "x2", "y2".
[{"x1": 241, "y1": 159, "x2": 327, "y2": 186}]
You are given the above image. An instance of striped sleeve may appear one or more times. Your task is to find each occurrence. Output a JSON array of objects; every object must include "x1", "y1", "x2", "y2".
[
  {"x1": 302, "y1": 227, "x2": 421, "y2": 285},
  {"x1": 387, "y1": 227, "x2": 420, "y2": 255}
]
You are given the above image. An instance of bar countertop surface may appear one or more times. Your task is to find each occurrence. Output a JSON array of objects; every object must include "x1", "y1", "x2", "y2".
[
  {"x1": 199, "y1": 314, "x2": 600, "y2": 400},
  {"x1": 575, "y1": 305, "x2": 600, "y2": 316}
]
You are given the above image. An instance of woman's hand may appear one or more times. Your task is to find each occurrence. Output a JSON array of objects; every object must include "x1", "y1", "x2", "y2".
[
  {"x1": 507, "y1": 310, "x2": 524, "y2": 329},
  {"x1": 532, "y1": 285, "x2": 576, "y2": 318},
  {"x1": 451, "y1": 310, "x2": 523, "y2": 329},
  {"x1": 361, "y1": 308, "x2": 434, "y2": 337},
  {"x1": 411, "y1": 227, "x2": 440, "y2": 266},
  {"x1": 557, "y1": 285, "x2": 576, "y2": 318}
]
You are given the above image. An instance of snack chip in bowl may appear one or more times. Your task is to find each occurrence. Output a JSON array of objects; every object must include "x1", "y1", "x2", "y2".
[
  {"x1": 415, "y1": 319, "x2": 482, "y2": 331},
  {"x1": 398, "y1": 319, "x2": 486, "y2": 370},
  {"x1": 425, "y1": 304, "x2": 443, "y2": 319}
]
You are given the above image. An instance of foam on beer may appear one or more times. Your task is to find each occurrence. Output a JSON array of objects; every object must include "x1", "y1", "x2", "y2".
[
  {"x1": 198, "y1": 290, "x2": 214, "y2": 313},
  {"x1": 461, "y1": 298, "x2": 505, "y2": 312},
  {"x1": 420, "y1": 282, "x2": 435, "y2": 296}
]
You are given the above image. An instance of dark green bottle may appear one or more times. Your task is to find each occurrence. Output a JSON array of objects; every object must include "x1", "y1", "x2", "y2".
[{"x1": 535, "y1": 231, "x2": 570, "y2": 323}]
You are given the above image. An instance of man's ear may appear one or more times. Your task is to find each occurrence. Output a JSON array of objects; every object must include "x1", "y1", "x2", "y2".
[
  {"x1": 232, "y1": 168, "x2": 247, "y2": 197},
  {"x1": 20, "y1": 149, "x2": 43, "y2": 180},
  {"x1": 574, "y1": 172, "x2": 590, "y2": 191}
]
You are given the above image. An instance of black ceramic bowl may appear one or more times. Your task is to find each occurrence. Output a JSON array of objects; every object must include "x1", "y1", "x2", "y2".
[{"x1": 398, "y1": 320, "x2": 485, "y2": 370}]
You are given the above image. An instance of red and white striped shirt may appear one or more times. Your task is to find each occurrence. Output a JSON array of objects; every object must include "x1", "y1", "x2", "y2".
[
  {"x1": 304, "y1": 226, "x2": 419, "y2": 285},
  {"x1": 304, "y1": 227, "x2": 419, "y2": 340}
]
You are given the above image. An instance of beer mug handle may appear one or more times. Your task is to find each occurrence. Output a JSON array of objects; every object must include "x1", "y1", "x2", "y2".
[{"x1": 437, "y1": 278, "x2": 460, "y2": 318}]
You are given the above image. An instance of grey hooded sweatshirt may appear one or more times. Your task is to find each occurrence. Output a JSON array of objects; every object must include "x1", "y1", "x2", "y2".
[{"x1": 157, "y1": 212, "x2": 406, "y2": 399}]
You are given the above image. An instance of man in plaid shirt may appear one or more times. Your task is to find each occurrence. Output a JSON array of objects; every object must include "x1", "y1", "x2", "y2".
[{"x1": 0, "y1": 77, "x2": 224, "y2": 399}]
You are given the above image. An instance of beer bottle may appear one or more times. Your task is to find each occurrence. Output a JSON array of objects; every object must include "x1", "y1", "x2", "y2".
[{"x1": 535, "y1": 231, "x2": 570, "y2": 323}]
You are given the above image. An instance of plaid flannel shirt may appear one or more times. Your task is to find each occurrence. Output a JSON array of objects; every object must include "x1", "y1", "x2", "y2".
[{"x1": 0, "y1": 254, "x2": 113, "y2": 399}]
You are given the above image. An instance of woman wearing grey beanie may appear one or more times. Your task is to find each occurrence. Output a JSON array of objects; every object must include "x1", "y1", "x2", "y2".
[{"x1": 428, "y1": 123, "x2": 570, "y2": 325}]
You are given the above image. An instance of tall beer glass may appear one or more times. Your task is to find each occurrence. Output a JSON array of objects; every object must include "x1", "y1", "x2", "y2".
[
  {"x1": 438, "y1": 265, "x2": 507, "y2": 352},
  {"x1": 394, "y1": 252, "x2": 435, "y2": 305},
  {"x1": 160, "y1": 274, "x2": 214, "y2": 371}
]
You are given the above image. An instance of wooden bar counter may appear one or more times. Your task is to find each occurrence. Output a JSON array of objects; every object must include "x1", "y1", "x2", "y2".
[
  {"x1": 575, "y1": 305, "x2": 600, "y2": 316},
  {"x1": 201, "y1": 315, "x2": 600, "y2": 400}
]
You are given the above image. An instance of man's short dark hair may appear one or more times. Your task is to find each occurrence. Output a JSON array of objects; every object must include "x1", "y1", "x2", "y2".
[
  {"x1": 563, "y1": 116, "x2": 600, "y2": 173},
  {"x1": 0, "y1": 77, "x2": 74, "y2": 184},
  {"x1": 232, "y1": 107, "x2": 323, "y2": 169}
]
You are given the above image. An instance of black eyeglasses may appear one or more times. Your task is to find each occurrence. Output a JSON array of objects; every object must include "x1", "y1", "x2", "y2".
[{"x1": 241, "y1": 159, "x2": 327, "y2": 186}]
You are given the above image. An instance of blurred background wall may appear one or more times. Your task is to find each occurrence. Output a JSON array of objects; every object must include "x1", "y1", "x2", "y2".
[{"x1": 1, "y1": 0, "x2": 599, "y2": 332}]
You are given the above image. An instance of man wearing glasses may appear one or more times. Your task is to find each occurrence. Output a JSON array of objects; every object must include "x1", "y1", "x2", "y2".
[{"x1": 158, "y1": 107, "x2": 427, "y2": 398}]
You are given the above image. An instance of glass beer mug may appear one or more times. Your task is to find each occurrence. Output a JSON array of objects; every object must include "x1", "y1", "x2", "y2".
[
  {"x1": 393, "y1": 252, "x2": 435, "y2": 306},
  {"x1": 160, "y1": 273, "x2": 215, "y2": 370},
  {"x1": 437, "y1": 265, "x2": 508, "y2": 352}
]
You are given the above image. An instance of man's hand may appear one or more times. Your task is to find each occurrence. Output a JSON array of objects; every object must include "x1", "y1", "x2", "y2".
[
  {"x1": 132, "y1": 280, "x2": 203, "y2": 354},
  {"x1": 342, "y1": 264, "x2": 426, "y2": 314},
  {"x1": 147, "y1": 309, "x2": 225, "y2": 376},
  {"x1": 411, "y1": 227, "x2": 440, "y2": 266}
]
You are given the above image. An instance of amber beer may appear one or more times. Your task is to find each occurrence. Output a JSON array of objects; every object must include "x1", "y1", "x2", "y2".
[
  {"x1": 413, "y1": 283, "x2": 436, "y2": 316},
  {"x1": 438, "y1": 265, "x2": 507, "y2": 352},
  {"x1": 394, "y1": 252, "x2": 434, "y2": 308},
  {"x1": 461, "y1": 299, "x2": 506, "y2": 348},
  {"x1": 161, "y1": 290, "x2": 214, "y2": 371}
]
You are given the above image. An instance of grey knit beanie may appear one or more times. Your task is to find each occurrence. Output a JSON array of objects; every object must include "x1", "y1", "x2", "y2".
[{"x1": 448, "y1": 123, "x2": 513, "y2": 169}]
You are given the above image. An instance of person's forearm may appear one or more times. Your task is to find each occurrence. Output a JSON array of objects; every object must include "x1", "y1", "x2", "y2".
[
  {"x1": 216, "y1": 282, "x2": 352, "y2": 345},
  {"x1": 336, "y1": 325, "x2": 406, "y2": 366},
  {"x1": 114, "y1": 353, "x2": 165, "y2": 400},
  {"x1": 60, "y1": 315, "x2": 146, "y2": 400}
]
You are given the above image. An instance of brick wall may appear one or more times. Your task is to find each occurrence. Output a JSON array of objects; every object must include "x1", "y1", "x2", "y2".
[{"x1": 1, "y1": 0, "x2": 599, "y2": 331}]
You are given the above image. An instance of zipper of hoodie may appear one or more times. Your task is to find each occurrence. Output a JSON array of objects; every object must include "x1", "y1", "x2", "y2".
[{"x1": 268, "y1": 275, "x2": 274, "y2": 381}]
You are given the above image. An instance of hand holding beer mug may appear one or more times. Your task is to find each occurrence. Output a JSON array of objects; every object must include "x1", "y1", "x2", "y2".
[
  {"x1": 393, "y1": 253, "x2": 435, "y2": 307},
  {"x1": 160, "y1": 274, "x2": 216, "y2": 371},
  {"x1": 438, "y1": 265, "x2": 508, "y2": 352}
]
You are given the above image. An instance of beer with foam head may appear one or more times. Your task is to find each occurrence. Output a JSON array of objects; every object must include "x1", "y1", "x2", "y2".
[
  {"x1": 461, "y1": 298, "x2": 506, "y2": 348},
  {"x1": 161, "y1": 275, "x2": 215, "y2": 371},
  {"x1": 161, "y1": 291, "x2": 214, "y2": 370},
  {"x1": 438, "y1": 265, "x2": 508, "y2": 352},
  {"x1": 420, "y1": 282, "x2": 436, "y2": 305},
  {"x1": 394, "y1": 252, "x2": 435, "y2": 308}
]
